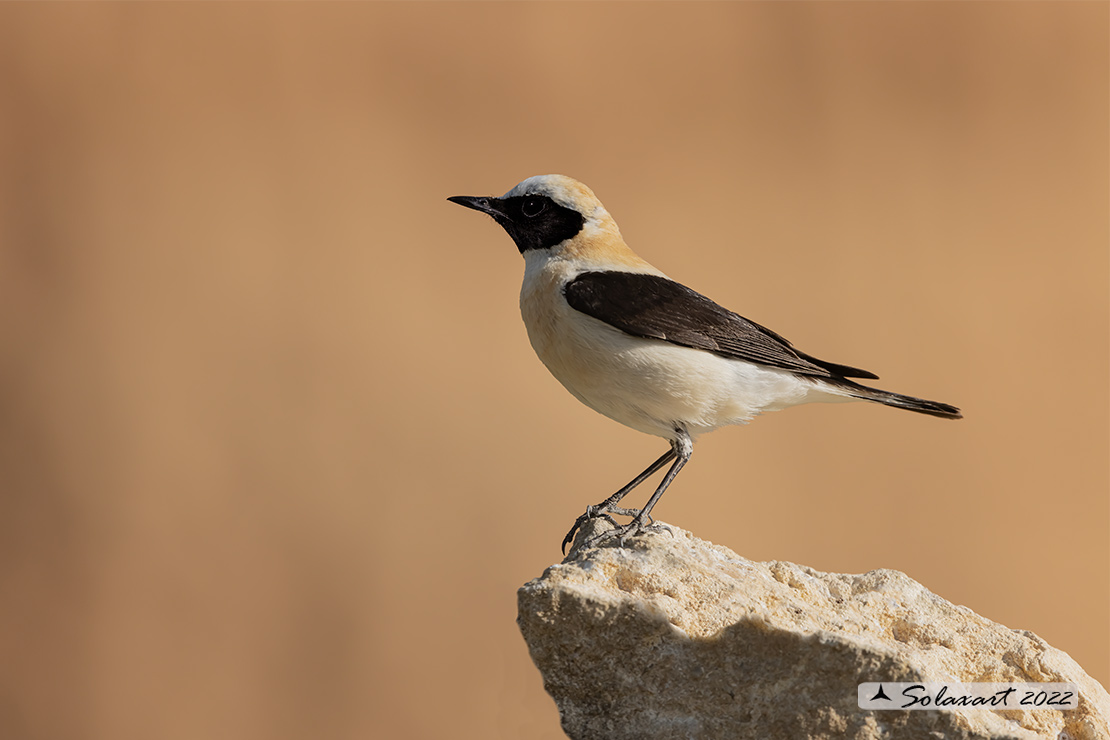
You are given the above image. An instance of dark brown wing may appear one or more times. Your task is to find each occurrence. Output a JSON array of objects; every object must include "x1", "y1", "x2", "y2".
[{"x1": 563, "y1": 271, "x2": 879, "y2": 380}]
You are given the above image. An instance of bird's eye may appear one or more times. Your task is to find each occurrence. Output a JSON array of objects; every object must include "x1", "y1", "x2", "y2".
[{"x1": 521, "y1": 197, "x2": 546, "y2": 217}]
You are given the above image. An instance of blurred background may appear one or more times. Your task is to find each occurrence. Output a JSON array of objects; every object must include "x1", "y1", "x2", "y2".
[{"x1": 0, "y1": 3, "x2": 1105, "y2": 739}]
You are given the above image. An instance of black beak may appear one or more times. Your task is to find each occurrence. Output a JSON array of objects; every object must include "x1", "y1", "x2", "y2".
[{"x1": 447, "y1": 195, "x2": 509, "y2": 220}]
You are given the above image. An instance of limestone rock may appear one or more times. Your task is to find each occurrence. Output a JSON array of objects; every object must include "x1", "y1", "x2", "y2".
[{"x1": 517, "y1": 519, "x2": 1109, "y2": 740}]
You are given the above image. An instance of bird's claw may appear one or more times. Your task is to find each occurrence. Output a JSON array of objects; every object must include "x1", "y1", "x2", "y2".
[
  {"x1": 561, "y1": 506, "x2": 619, "y2": 554},
  {"x1": 581, "y1": 518, "x2": 660, "y2": 548},
  {"x1": 562, "y1": 510, "x2": 672, "y2": 554}
]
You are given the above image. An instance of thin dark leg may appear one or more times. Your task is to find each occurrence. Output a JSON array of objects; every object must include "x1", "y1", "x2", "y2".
[
  {"x1": 610, "y1": 431, "x2": 693, "y2": 545},
  {"x1": 592, "y1": 448, "x2": 677, "y2": 512},
  {"x1": 599, "y1": 430, "x2": 692, "y2": 548},
  {"x1": 630, "y1": 439, "x2": 691, "y2": 528},
  {"x1": 561, "y1": 448, "x2": 677, "y2": 554}
]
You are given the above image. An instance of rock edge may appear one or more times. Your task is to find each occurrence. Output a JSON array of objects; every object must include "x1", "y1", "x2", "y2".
[{"x1": 517, "y1": 519, "x2": 1109, "y2": 740}]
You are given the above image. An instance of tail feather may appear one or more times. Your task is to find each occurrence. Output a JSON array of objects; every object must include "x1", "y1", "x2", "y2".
[
  {"x1": 795, "y1": 350, "x2": 880, "y2": 380},
  {"x1": 829, "y1": 378, "x2": 963, "y2": 419}
]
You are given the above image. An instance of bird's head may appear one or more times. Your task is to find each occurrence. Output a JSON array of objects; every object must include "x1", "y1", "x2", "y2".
[{"x1": 448, "y1": 174, "x2": 616, "y2": 255}]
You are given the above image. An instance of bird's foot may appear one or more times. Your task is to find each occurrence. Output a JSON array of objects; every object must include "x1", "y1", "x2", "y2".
[
  {"x1": 584, "y1": 517, "x2": 674, "y2": 549},
  {"x1": 562, "y1": 510, "x2": 672, "y2": 555},
  {"x1": 606, "y1": 506, "x2": 643, "y2": 519},
  {"x1": 561, "y1": 505, "x2": 620, "y2": 554}
]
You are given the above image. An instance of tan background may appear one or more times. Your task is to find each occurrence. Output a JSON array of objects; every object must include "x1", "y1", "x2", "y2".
[{"x1": 0, "y1": 3, "x2": 1106, "y2": 739}]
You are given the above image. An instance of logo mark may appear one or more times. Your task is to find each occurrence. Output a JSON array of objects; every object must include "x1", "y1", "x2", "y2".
[{"x1": 869, "y1": 684, "x2": 891, "y2": 702}]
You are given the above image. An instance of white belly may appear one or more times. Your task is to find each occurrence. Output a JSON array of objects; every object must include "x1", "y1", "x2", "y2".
[{"x1": 519, "y1": 259, "x2": 839, "y2": 440}]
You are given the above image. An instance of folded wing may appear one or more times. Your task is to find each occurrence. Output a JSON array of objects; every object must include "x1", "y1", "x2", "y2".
[{"x1": 563, "y1": 271, "x2": 879, "y2": 380}]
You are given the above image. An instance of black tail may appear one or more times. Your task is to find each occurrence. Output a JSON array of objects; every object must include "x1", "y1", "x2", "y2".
[{"x1": 831, "y1": 378, "x2": 963, "y2": 420}]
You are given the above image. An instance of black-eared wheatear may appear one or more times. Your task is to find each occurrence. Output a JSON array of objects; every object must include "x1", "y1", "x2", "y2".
[{"x1": 448, "y1": 175, "x2": 961, "y2": 551}]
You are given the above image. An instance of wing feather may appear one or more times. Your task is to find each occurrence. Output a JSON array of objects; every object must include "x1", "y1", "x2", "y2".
[{"x1": 562, "y1": 271, "x2": 879, "y2": 380}]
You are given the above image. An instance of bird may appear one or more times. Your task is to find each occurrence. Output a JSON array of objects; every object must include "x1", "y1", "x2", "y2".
[{"x1": 448, "y1": 175, "x2": 961, "y2": 552}]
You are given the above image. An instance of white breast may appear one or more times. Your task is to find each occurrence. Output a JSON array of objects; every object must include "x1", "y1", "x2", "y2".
[{"x1": 518, "y1": 252, "x2": 833, "y2": 441}]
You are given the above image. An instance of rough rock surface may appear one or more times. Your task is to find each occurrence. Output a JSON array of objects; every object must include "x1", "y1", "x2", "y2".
[{"x1": 517, "y1": 519, "x2": 1109, "y2": 740}]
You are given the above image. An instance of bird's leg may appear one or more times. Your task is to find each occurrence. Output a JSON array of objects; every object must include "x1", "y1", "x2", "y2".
[
  {"x1": 611, "y1": 430, "x2": 693, "y2": 546},
  {"x1": 587, "y1": 448, "x2": 677, "y2": 517},
  {"x1": 561, "y1": 447, "x2": 677, "y2": 554}
]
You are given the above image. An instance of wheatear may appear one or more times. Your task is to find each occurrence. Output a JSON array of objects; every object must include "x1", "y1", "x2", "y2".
[{"x1": 449, "y1": 175, "x2": 961, "y2": 551}]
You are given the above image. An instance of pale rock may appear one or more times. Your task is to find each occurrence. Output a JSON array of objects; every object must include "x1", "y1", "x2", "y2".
[{"x1": 517, "y1": 519, "x2": 1109, "y2": 740}]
